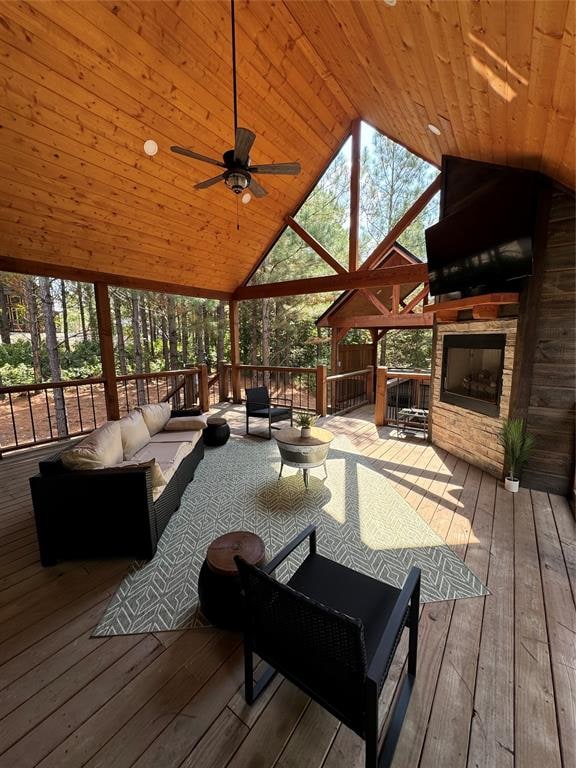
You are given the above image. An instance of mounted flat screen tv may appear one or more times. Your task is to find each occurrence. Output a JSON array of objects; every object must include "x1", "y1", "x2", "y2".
[{"x1": 426, "y1": 159, "x2": 543, "y2": 298}]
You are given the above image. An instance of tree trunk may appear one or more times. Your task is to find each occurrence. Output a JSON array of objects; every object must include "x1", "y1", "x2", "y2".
[
  {"x1": 24, "y1": 278, "x2": 42, "y2": 383},
  {"x1": 216, "y1": 300, "x2": 225, "y2": 363},
  {"x1": 262, "y1": 298, "x2": 270, "y2": 387},
  {"x1": 77, "y1": 283, "x2": 87, "y2": 342},
  {"x1": 203, "y1": 302, "x2": 211, "y2": 371},
  {"x1": 130, "y1": 292, "x2": 146, "y2": 403},
  {"x1": 60, "y1": 280, "x2": 71, "y2": 352},
  {"x1": 113, "y1": 291, "x2": 127, "y2": 376},
  {"x1": 161, "y1": 315, "x2": 170, "y2": 370},
  {"x1": 39, "y1": 277, "x2": 68, "y2": 437},
  {"x1": 196, "y1": 303, "x2": 205, "y2": 363},
  {"x1": 181, "y1": 310, "x2": 189, "y2": 365},
  {"x1": 139, "y1": 292, "x2": 150, "y2": 372},
  {"x1": 0, "y1": 282, "x2": 11, "y2": 344},
  {"x1": 85, "y1": 284, "x2": 98, "y2": 342},
  {"x1": 167, "y1": 295, "x2": 179, "y2": 369}
]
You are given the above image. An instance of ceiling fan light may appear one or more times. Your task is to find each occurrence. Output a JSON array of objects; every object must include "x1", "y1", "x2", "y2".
[
  {"x1": 143, "y1": 139, "x2": 159, "y2": 156},
  {"x1": 427, "y1": 123, "x2": 441, "y2": 136},
  {"x1": 241, "y1": 191, "x2": 252, "y2": 205},
  {"x1": 225, "y1": 171, "x2": 250, "y2": 194}
]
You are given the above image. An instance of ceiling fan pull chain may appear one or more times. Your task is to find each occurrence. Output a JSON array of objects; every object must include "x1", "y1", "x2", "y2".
[{"x1": 236, "y1": 195, "x2": 240, "y2": 231}]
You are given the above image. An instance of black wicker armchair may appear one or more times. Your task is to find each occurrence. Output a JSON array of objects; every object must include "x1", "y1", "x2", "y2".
[
  {"x1": 245, "y1": 386, "x2": 293, "y2": 439},
  {"x1": 235, "y1": 525, "x2": 420, "y2": 768}
]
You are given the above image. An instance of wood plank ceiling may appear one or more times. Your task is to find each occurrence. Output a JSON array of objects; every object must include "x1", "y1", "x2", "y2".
[{"x1": 0, "y1": 1, "x2": 574, "y2": 297}]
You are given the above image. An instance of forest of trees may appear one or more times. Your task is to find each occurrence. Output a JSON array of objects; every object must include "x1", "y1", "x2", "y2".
[{"x1": 0, "y1": 125, "x2": 439, "y2": 388}]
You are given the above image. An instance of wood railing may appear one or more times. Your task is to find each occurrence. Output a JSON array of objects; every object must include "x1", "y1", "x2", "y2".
[
  {"x1": 0, "y1": 366, "x2": 210, "y2": 455},
  {"x1": 326, "y1": 367, "x2": 373, "y2": 415},
  {"x1": 375, "y1": 368, "x2": 432, "y2": 436},
  {"x1": 219, "y1": 364, "x2": 320, "y2": 413}
]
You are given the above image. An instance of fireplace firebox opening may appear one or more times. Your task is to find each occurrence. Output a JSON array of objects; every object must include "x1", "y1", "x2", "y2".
[{"x1": 440, "y1": 333, "x2": 506, "y2": 416}]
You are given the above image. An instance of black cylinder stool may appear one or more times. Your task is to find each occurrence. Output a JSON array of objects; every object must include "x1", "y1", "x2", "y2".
[
  {"x1": 198, "y1": 531, "x2": 265, "y2": 629},
  {"x1": 203, "y1": 416, "x2": 230, "y2": 447}
]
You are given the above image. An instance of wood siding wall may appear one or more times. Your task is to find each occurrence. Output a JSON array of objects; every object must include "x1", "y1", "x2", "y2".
[
  {"x1": 430, "y1": 319, "x2": 518, "y2": 477},
  {"x1": 522, "y1": 189, "x2": 576, "y2": 496}
]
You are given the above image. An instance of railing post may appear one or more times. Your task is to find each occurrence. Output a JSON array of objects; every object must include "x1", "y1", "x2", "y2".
[
  {"x1": 366, "y1": 365, "x2": 374, "y2": 403},
  {"x1": 316, "y1": 364, "x2": 327, "y2": 417},
  {"x1": 184, "y1": 369, "x2": 196, "y2": 409},
  {"x1": 218, "y1": 361, "x2": 228, "y2": 403},
  {"x1": 375, "y1": 366, "x2": 388, "y2": 426},
  {"x1": 198, "y1": 364, "x2": 209, "y2": 413}
]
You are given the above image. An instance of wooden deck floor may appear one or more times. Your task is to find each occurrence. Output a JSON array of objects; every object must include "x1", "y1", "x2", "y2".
[{"x1": 0, "y1": 404, "x2": 574, "y2": 768}]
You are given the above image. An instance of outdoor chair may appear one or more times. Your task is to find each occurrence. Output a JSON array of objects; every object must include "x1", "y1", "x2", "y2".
[
  {"x1": 245, "y1": 386, "x2": 293, "y2": 439},
  {"x1": 235, "y1": 524, "x2": 421, "y2": 768}
]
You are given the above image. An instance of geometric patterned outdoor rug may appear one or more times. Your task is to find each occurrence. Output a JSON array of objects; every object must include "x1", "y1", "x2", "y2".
[{"x1": 93, "y1": 434, "x2": 488, "y2": 636}]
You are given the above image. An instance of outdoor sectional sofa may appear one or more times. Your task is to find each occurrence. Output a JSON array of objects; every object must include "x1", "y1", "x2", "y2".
[{"x1": 30, "y1": 403, "x2": 207, "y2": 566}]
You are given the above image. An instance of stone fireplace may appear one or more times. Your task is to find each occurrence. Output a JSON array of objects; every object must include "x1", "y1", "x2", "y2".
[{"x1": 430, "y1": 319, "x2": 517, "y2": 477}]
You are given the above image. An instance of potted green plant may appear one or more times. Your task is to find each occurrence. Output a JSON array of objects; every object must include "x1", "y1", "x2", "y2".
[
  {"x1": 295, "y1": 412, "x2": 317, "y2": 438},
  {"x1": 497, "y1": 418, "x2": 534, "y2": 492}
]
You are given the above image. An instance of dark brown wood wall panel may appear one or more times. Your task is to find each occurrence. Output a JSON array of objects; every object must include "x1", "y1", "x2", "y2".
[{"x1": 523, "y1": 189, "x2": 576, "y2": 495}]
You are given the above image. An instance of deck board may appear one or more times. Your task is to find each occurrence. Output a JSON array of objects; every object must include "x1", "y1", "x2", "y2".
[{"x1": 0, "y1": 403, "x2": 573, "y2": 768}]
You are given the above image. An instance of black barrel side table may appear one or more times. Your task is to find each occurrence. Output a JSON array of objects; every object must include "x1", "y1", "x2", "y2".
[
  {"x1": 203, "y1": 416, "x2": 230, "y2": 447},
  {"x1": 198, "y1": 531, "x2": 265, "y2": 629}
]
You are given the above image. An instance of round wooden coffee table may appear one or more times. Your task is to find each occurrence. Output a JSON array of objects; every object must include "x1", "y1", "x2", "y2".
[
  {"x1": 198, "y1": 531, "x2": 265, "y2": 629},
  {"x1": 274, "y1": 426, "x2": 335, "y2": 488}
]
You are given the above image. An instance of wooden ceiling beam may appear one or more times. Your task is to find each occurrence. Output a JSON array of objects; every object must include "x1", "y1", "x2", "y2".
[
  {"x1": 285, "y1": 216, "x2": 346, "y2": 274},
  {"x1": 360, "y1": 289, "x2": 390, "y2": 316},
  {"x1": 326, "y1": 314, "x2": 434, "y2": 329},
  {"x1": 0, "y1": 255, "x2": 231, "y2": 300},
  {"x1": 472, "y1": 305, "x2": 500, "y2": 320},
  {"x1": 400, "y1": 283, "x2": 430, "y2": 314},
  {"x1": 233, "y1": 263, "x2": 428, "y2": 299}
]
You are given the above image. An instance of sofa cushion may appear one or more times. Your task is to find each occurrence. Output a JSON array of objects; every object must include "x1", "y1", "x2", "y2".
[
  {"x1": 132, "y1": 441, "x2": 194, "y2": 484},
  {"x1": 61, "y1": 421, "x2": 123, "y2": 470},
  {"x1": 149, "y1": 430, "x2": 202, "y2": 446},
  {"x1": 163, "y1": 414, "x2": 208, "y2": 432},
  {"x1": 120, "y1": 410, "x2": 151, "y2": 460},
  {"x1": 136, "y1": 402, "x2": 171, "y2": 436}
]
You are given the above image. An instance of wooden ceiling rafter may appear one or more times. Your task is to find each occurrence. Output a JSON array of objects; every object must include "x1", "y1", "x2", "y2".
[{"x1": 284, "y1": 216, "x2": 346, "y2": 274}]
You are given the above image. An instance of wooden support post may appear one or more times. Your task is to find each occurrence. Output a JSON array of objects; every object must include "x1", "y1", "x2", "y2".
[
  {"x1": 349, "y1": 118, "x2": 361, "y2": 272},
  {"x1": 184, "y1": 370, "x2": 196, "y2": 408},
  {"x1": 198, "y1": 363, "x2": 209, "y2": 413},
  {"x1": 94, "y1": 282, "x2": 119, "y2": 421},
  {"x1": 330, "y1": 333, "x2": 339, "y2": 375},
  {"x1": 218, "y1": 361, "x2": 229, "y2": 403},
  {"x1": 366, "y1": 365, "x2": 374, "y2": 404},
  {"x1": 375, "y1": 366, "x2": 388, "y2": 426},
  {"x1": 229, "y1": 300, "x2": 242, "y2": 403},
  {"x1": 392, "y1": 284, "x2": 401, "y2": 314},
  {"x1": 316, "y1": 364, "x2": 327, "y2": 417}
]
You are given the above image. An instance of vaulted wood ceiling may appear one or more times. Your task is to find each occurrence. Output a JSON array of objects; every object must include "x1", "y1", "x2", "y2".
[{"x1": 0, "y1": 1, "x2": 574, "y2": 298}]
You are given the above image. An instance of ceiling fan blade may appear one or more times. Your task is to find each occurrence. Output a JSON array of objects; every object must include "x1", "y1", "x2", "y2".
[
  {"x1": 248, "y1": 162, "x2": 301, "y2": 175},
  {"x1": 248, "y1": 176, "x2": 268, "y2": 198},
  {"x1": 194, "y1": 174, "x2": 225, "y2": 190},
  {"x1": 171, "y1": 146, "x2": 226, "y2": 168},
  {"x1": 234, "y1": 127, "x2": 256, "y2": 166}
]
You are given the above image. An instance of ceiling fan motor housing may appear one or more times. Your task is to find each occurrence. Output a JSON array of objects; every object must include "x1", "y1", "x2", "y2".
[{"x1": 224, "y1": 169, "x2": 251, "y2": 194}]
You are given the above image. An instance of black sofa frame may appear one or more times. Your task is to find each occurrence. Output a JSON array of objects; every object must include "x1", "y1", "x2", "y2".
[{"x1": 30, "y1": 436, "x2": 204, "y2": 566}]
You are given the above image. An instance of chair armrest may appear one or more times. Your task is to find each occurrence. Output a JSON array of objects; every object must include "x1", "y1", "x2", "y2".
[
  {"x1": 366, "y1": 567, "x2": 421, "y2": 686},
  {"x1": 262, "y1": 524, "x2": 316, "y2": 574}
]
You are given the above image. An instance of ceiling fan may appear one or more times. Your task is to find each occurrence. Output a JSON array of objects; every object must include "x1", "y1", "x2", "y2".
[{"x1": 170, "y1": 0, "x2": 301, "y2": 200}]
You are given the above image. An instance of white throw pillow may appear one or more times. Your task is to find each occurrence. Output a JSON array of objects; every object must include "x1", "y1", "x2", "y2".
[
  {"x1": 136, "y1": 402, "x2": 171, "y2": 436},
  {"x1": 163, "y1": 415, "x2": 208, "y2": 432},
  {"x1": 61, "y1": 421, "x2": 123, "y2": 470},
  {"x1": 120, "y1": 410, "x2": 151, "y2": 460}
]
